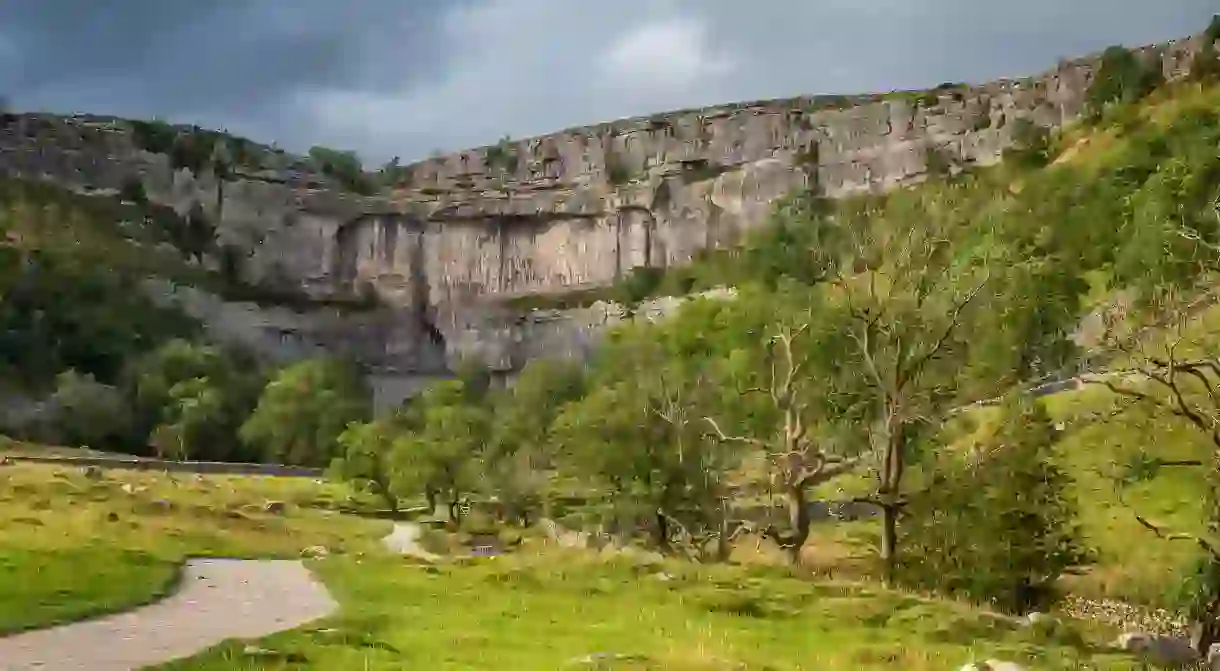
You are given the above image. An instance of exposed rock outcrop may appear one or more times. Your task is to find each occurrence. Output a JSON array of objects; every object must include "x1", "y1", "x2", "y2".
[{"x1": 1, "y1": 32, "x2": 1214, "y2": 409}]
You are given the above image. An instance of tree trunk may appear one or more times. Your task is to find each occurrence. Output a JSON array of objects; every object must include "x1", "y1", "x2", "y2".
[
  {"x1": 880, "y1": 502, "x2": 899, "y2": 584},
  {"x1": 448, "y1": 490, "x2": 464, "y2": 527},
  {"x1": 375, "y1": 480, "x2": 397, "y2": 513},
  {"x1": 1190, "y1": 589, "x2": 1220, "y2": 657},
  {"x1": 424, "y1": 487, "x2": 439, "y2": 516},
  {"x1": 653, "y1": 509, "x2": 670, "y2": 551},
  {"x1": 715, "y1": 499, "x2": 731, "y2": 563},
  {"x1": 785, "y1": 486, "x2": 811, "y2": 566}
]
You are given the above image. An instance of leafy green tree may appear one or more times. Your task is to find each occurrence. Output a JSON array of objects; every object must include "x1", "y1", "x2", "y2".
[
  {"x1": 704, "y1": 316, "x2": 866, "y2": 565},
  {"x1": 149, "y1": 377, "x2": 228, "y2": 461},
  {"x1": 485, "y1": 359, "x2": 585, "y2": 524},
  {"x1": 127, "y1": 339, "x2": 263, "y2": 461},
  {"x1": 902, "y1": 394, "x2": 1091, "y2": 614},
  {"x1": 552, "y1": 335, "x2": 744, "y2": 557},
  {"x1": 390, "y1": 379, "x2": 490, "y2": 524},
  {"x1": 334, "y1": 414, "x2": 404, "y2": 512},
  {"x1": 831, "y1": 205, "x2": 996, "y2": 582},
  {"x1": 240, "y1": 358, "x2": 370, "y2": 467}
]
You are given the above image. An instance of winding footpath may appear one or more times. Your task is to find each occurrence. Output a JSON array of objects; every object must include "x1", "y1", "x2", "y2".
[
  {"x1": 0, "y1": 524, "x2": 426, "y2": 670},
  {"x1": 0, "y1": 559, "x2": 336, "y2": 671}
]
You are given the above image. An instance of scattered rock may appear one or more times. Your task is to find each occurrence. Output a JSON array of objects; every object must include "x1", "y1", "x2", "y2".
[
  {"x1": 1208, "y1": 642, "x2": 1220, "y2": 671},
  {"x1": 82, "y1": 466, "x2": 103, "y2": 480},
  {"x1": 1113, "y1": 631, "x2": 1199, "y2": 668},
  {"x1": 1022, "y1": 612, "x2": 1055, "y2": 628},
  {"x1": 1062, "y1": 595, "x2": 1188, "y2": 637},
  {"x1": 959, "y1": 661, "x2": 1026, "y2": 671},
  {"x1": 106, "y1": 512, "x2": 119, "y2": 522},
  {"x1": 0, "y1": 456, "x2": 13, "y2": 466},
  {"x1": 570, "y1": 652, "x2": 650, "y2": 665},
  {"x1": 149, "y1": 499, "x2": 174, "y2": 512},
  {"x1": 654, "y1": 572, "x2": 675, "y2": 582},
  {"x1": 262, "y1": 500, "x2": 287, "y2": 515},
  {"x1": 120, "y1": 483, "x2": 137, "y2": 495},
  {"x1": 300, "y1": 546, "x2": 329, "y2": 558},
  {"x1": 241, "y1": 645, "x2": 307, "y2": 663}
]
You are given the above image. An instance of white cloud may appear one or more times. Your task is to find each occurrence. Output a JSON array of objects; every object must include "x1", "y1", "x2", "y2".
[
  {"x1": 287, "y1": 0, "x2": 1217, "y2": 164},
  {"x1": 598, "y1": 17, "x2": 736, "y2": 94}
]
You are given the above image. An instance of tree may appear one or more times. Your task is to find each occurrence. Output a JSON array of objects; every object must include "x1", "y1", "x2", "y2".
[
  {"x1": 390, "y1": 379, "x2": 489, "y2": 524},
  {"x1": 705, "y1": 319, "x2": 865, "y2": 564},
  {"x1": 552, "y1": 334, "x2": 744, "y2": 558},
  {"x1": 127, "y1": 339, "x2": 263, "y2": 461},
  {"x1": 240, "y1": 358, "x2": 370, "y2": 466},
  {"x1": 484, "y1": 359, "x2": 585, "y2": 525},
  {"x1": 833, "y1": 210, "x2": 994, "y2": 582},
  {"x1": 902, "y1": 394, "x2": 1090, "y2": 614},
  {"x1": 648, "y1": 369, "x2": 744, "y2": 562},
  {"x1": 150, "y1": 376, "x2": 230, "y2": 462},
  {"x1": 334, "y1": 415, "x2": 403, "y2": 512},
  {"x1": 1088, "y1": 289, "x2": 1220, "y2": 655}
]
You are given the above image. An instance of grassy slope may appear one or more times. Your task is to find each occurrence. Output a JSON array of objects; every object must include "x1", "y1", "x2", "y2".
[
  {"x1": 160, "y1": 551, "x2": 1137, "y2": 671},
  {"x1": 0, "y1": 462, "x2": 388, "y2": 633}
]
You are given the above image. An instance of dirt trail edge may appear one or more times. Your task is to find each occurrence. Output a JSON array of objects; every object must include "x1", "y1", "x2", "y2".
[{"x1": 0, "y1": 559, "x2": 337, "y2": 671}]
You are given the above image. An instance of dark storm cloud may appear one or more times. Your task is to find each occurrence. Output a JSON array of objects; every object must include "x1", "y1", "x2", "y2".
[
  {"x1": 1, "y1": 1, "x2": 1217, "y2": 163},
  {"x1": 0, "y1": 1, "x2": 453, "y2": 143}
]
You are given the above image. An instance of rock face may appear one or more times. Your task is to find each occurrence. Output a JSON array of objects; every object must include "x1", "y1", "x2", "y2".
[{"x1": 0, "y1": 33, "x2": 1213, "y2": 409}]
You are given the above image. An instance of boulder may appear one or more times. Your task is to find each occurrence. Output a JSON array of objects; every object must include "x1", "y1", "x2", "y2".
[{"x1": 1114, "y1": 631, "x2": 1200, "y2": 668}]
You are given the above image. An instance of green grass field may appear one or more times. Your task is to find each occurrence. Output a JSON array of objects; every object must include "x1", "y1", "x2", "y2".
[
  {"x1": 0, "y1": 462, "x2": 388, "y2": 633},
  {"x1": 0, "y1": 372, "x2": 1204, "y2": 670},
  {"x1": 158, "y1": 551, "x2": 1139, "y2": 671}
]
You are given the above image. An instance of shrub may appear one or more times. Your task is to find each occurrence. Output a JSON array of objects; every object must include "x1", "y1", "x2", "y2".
[
  {"x1": 900, "y1": 395, "x2": 1092, "y2": 615},
  {"x1": 1086, "y1": 46, "x2": 1163, "y2": 114},
  {"x1": 32, "y1": 370, "x2": 131, "y2": 448}
]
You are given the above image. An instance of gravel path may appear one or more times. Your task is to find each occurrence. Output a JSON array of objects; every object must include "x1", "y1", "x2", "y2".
[
  {"x1": 382, "y1": 521, "x2": 440, "y2": 561},
  {"x1": 0, "y1": 559, "x2": 336, "y2": 671}
]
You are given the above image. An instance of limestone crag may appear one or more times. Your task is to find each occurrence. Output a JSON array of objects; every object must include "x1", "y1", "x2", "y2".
[
  {"x1": 336, "y1": 34, "x2": 1208, "y2": 311},
  {"x1": 0, "y1": 32, "x2": 1213, "y2": 408}
]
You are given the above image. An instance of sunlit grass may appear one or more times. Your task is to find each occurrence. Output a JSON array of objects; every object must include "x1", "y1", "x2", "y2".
[
  {"x1": 159, "y1": 549, "x2": 1138, "y2": 671},
  {"x1": 0, "y1": 463, "x2": 388, "y2": 633}
]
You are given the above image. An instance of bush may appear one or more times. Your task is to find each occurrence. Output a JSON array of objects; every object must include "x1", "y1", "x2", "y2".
[
  {"x1": 1086, "y1": 46, "x2": 1163, "y2": 114},
  {"x1": 900, "y1": 395, "x2": 1092, "y2": 615},
  {"x1": 29, "y1": 370, "x2": 131, "y2": 448}
]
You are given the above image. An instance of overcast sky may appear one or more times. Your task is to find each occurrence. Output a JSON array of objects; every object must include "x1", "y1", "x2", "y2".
[{"x1": 1, "y1": 1, "x2": 1216, "y2": 165}]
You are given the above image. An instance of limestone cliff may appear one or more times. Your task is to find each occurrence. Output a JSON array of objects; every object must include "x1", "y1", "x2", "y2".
[{"x1": 0, "y1": 31, "x2": 1213, "y2": 410}]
